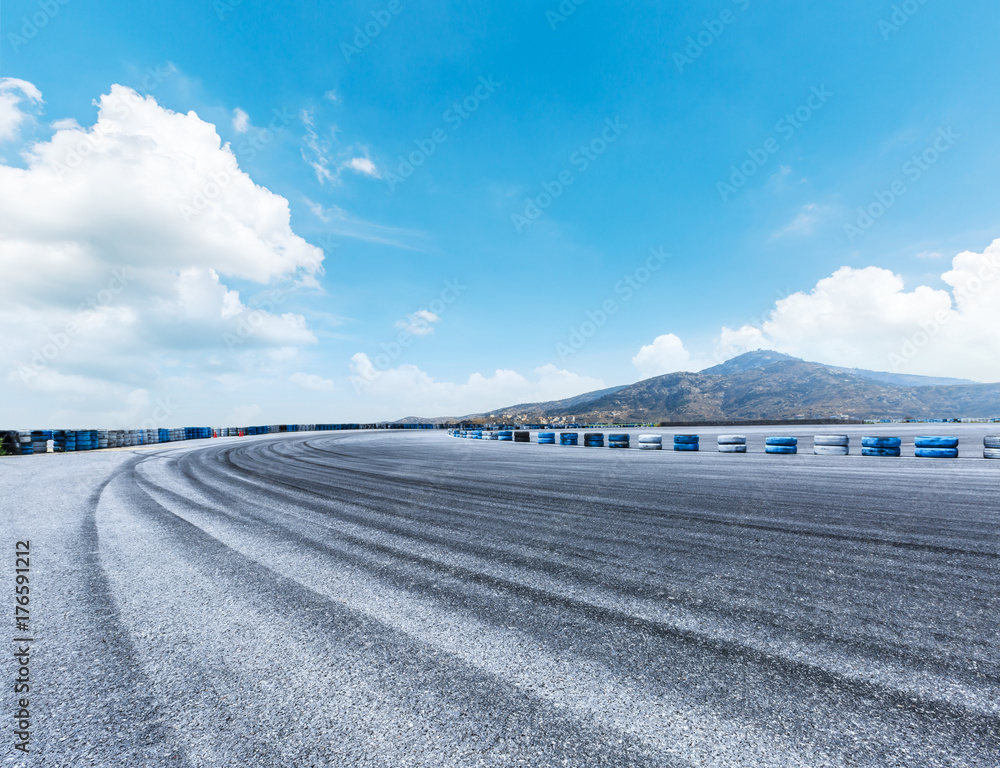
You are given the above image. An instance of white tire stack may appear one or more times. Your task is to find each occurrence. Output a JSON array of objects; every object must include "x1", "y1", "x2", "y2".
[
  {"x1": 985, "y1": 436, "x2": 1000, "y2": 460},
  {"x1": 638, "y1": 434, "x2": 662, "y2": 450},
  {"x1": 814, "y1": 435, "x2": 849, "y2": 456},
  {"x1": 718, "y1": 435, "x2": 747, "y2": 453}
]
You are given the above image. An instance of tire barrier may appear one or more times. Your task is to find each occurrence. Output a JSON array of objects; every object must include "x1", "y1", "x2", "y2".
[
  {"x1": 814, "y1": 435, "x2": 849, "y2": 456},
  {"x1": 914, "y1": 436, "x2": 958, "y2": 460},
  {"x1": 985, "y1": 445, "x2": 1000, "y2": 460},
  {"x1": 31, "y1": 431, "x2": 49, "y2": 454},
  {"x1": 638, "y1": 434, "x2": 662, "y2": 450},
  {"x1": 538, "y1": 432, "x2": 556, "y2": 445},
  {"x1": 674, "y1": 435, "x2": 699, "y2": 452},
  {"x1": 560, "y1": 432, "x2": 579, "y2": 446},
  {"x1": 765, "y1": 437, "x2": 797, "y2": 455},
  {"x1": 584, "y1": 432, "x2": 604, "y2": 448},
  {"x1": 915, "y1": 448, "x2": 959, "y2": 459},
  {"x1": 985, "y1": 436, "x2": 1000, "y2": 450},
  {"x1": 608, "y1": 433, "x2": 630, "y2": 449},
  {"x1": 1, "y1": 431, "x2": 21, "y2": 456},
  {"x1": 514, "y1": 431, "x2": 530, "y2": 443},
  {"x1": 498, "y1": 431, "x2": 513, "y2": 442},
  {"x1": 483, "y1": 431, "x2": 499, "y2": 441},
  {"x1": 18, "y1": 431, "x2": 33, "y2": 456},
  {"x1": 862, "y1": 436, "x2": 901, "y2": 457},
  {"x1": 914, "y1": 436, "x2": 959, "y2": 449},
  {"x1": 717, "y1": 435, "x2": 747, "y2": 454}
]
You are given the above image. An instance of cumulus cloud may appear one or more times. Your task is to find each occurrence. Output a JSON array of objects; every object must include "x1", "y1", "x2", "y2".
[
  {"x1": 711, "y1": 239, "x2": 1000, "y2": 380},
  {"x1": 395, "y1": 310, "x2": 439, "y2": 336},
  {"x1": 632, "y1": 334, "x2": 703, "y2": 379},
  {"x1": 348, "y1": 355, "x2": 606, "y2": 416},
  {"x1": 0, "y1": 78, "x2": 43, "y2": 142},
  {"x1": 0, "y1": 81, "x2": 324, "y2": 421},
  {"x1": 289, "y1": 372, "x2": 336, "y2": 392}
]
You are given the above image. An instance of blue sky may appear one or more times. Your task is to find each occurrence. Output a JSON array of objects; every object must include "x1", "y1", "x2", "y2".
[{"x1": 2, "y1": 0, "x2": 1000, "y2": 425}]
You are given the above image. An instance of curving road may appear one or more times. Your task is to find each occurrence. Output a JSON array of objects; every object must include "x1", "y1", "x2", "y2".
[{"x1": 2, "y1": 430, "x2": 999, "y2": 767}]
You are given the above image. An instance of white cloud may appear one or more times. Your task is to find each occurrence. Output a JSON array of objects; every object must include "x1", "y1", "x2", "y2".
[
  {"x1": 323, "y1": 90, "x2": 339, "y2": 102},
  {"x1": 773, "y1": 203, "x2": 825, "y2": 238},
  {"x1": 632, "y1": 334, "x2": 702, "y2": 379},
  {"x1": 0, "y1": 81, "x2": 324, "y2": 422},
  {"x1": 711, "y1": 239, "x2": 1000, "y2": 380},
  {"x1": 349, "y1": 355, "x2": 606, "y2": 417},
  {"x1": 345, "y1": 156, "x2": 380, "y2": 178},
  {"x1": 395, "y1": 309, "x2": 439, "y2": 336},
  {"x1": 306, "y1": 198, "x2": 424, "y2": 250},
  {"x1": 299, "y1": 110, "x2": 379, "y2": 184},
  {"x1": 289, "y1": 372, "x2": 336, "y2": 392},
  {"x1": 0, "y1": 78, "x2": 43, "y2": 142},
  {"x1": 232, "y1": 107, "x2": 250, "y2": 133}
]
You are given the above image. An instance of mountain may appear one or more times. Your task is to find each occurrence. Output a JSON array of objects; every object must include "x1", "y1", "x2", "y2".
[
  {"x1": 701, "y1": 350, "x2": 976, "y2": 387},
  {"x1": 464, "y1": 352, "x2": 1000, "y2": 423}
]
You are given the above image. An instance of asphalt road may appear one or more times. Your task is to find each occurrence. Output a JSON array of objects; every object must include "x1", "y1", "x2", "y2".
[{"x1": 2, "y1": 429, "x2": 998, "y2": 767}]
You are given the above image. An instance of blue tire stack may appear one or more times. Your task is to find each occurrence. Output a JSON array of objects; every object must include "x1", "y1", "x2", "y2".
[
  {"x1": 498, "y1": 430, "x2": 513, "y2": 442},
  {"x1": 53, "y1": 430, "x2": 75, "y2": 452},
  {"x1": 862, "y1": 436, "x2": 901, "y2": 457},
  {"x1": 538, "y1": 432, "x2": 556, "y2": 444},
  {"x1": 31, "y1": 431, "x2": 49, "y2": 454},
  {"x1": 986, "y1": 436, "x2": 1000, "y2": 460},
  {"x1": 560, "y1": 432, "x2": 578, "y2": 446},
  {"x1": 19, "y1": 432, "x2": 33, "y2": 456},
  {"x1": 674, "y1": 435, "x2": 699, "y2": 452},
  {"x1": 583, "y1": 432, "x2": 604, "y2": 447},
  {"x1": 766, "y1": 437, "x2": 797, "y2": 454},
  {"x1": 914, "y1": 436, "x2": 958, "y2": 459},
  {"x1": 608, "y1": 433, "x2": 630, "y2": 449},
  {"x1": 717, "y1": 435, "x2": 747, "y2": 453}
]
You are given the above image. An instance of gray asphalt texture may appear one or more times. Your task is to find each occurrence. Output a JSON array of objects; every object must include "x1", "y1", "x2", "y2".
[{"x1": 1, "y1": 427, "x2": 998, "y2": 767}]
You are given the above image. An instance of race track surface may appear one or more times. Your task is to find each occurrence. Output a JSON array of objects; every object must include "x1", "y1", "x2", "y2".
[{"x1": 2, "y1": 429, "x2": 998, "y2": 767}]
